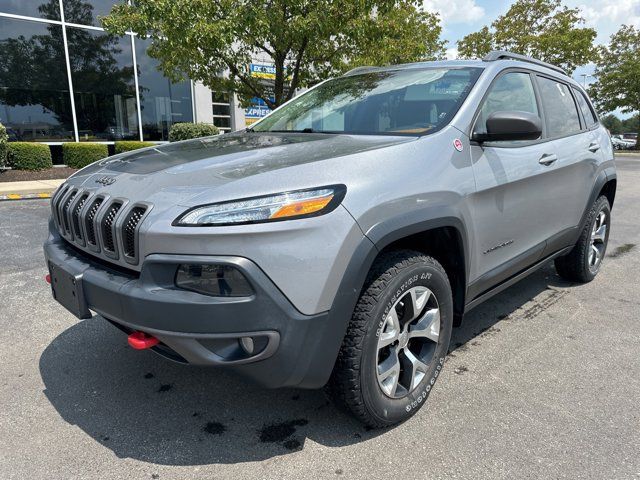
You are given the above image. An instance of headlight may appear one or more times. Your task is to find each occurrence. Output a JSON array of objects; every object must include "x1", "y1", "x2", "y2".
[{"x1": 174, "y1": 185, "x2": 346, "y2": 226}]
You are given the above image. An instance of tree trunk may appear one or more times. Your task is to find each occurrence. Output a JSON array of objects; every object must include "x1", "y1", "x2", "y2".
[{"x1": 273, "y1": 53, "x2": 286, "y2": 108}]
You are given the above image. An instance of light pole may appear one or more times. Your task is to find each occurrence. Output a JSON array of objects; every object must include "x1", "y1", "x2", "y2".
[{"x1": 580, "y1": 74, "x2": 594, "y2": 88}]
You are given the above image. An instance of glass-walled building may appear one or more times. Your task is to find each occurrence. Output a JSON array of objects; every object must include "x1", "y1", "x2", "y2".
[{"x1": 0, "y1": 0, "x2": 214, "y2": 143}]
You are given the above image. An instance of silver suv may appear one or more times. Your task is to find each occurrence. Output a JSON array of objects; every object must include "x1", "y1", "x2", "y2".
[{"x1": 44, "y1": 51, "x2": 616, "y2": 427}]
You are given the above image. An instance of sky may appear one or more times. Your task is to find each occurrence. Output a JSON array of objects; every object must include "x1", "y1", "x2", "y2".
[{"x1": 423, "y1": 0, "x2": 640, "y2": 89}]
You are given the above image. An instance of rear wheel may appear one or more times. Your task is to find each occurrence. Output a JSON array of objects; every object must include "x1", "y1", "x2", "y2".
[
  {"x1": 555, "y1": 195, "x2": 611, "y2": 283},
  {"x1": 326, "y1": 250, "x2": 453, "y2": 428}
]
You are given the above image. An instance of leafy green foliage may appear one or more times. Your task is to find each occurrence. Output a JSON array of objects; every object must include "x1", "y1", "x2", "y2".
[
  {"x1": 7, "y1": 142, "x2": 53, "y2": 171},
  {"x1": 101, "y1": 0, "x2": 445, "y2": 109},
  {"x1": 63, "y1": 143, "x2": 109, "y2": 169},
  {"x1": 168, "y1": 123, "x2": 219, "y2": 142},
  {"x1": 600, "y1": 113, "x2": 639, "y2": 136},
  {"x1": 0, "y1": 122, "x2": 8, "y2": 168},
  {"x1": 457, "y1": 0, "x2": 596, "y2": 73},
  {"x1": 114, "y1": 141, "x2": 155, "y2": 154},
  {"x1": 601, "y1": 114, "x2": 624, "y2": 134},
  {"x1": 589, "y1": 25, "x2": 640, "y2": 148}
]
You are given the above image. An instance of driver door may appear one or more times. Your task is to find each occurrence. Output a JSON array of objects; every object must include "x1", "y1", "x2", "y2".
[{"x1": 468, "y1": 71, "x2": 556, "y2": 293}]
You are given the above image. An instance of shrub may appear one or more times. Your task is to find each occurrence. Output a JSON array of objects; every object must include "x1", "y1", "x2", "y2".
[
  {"x1": 0, "y1": 122, "x2": 7, "y2": 168},
  {"x1": 6, "y1": 142, "x2": 52, "y2": 170},
  {"x1": 114, "y1": 141, "x2": 155, "y2": 154},
  {"x1": 168, "y1": 123, "x2": 219, "y2": 142},
  {"x1": 63, "y1": 143, "x2": 108, "y2": 169}
]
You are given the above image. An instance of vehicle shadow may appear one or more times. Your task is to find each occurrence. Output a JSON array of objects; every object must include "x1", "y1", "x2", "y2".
[{"x1": 39, "y1": 261, "x2": 576, "y2": 465}]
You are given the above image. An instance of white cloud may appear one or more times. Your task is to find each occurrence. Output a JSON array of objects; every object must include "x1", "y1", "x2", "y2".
[
  {"x1": 579, "y1": 0, "x2": 640, "y2": 29},
  {"x1": 422, "y1": 0, "x2": 485, "y2": 25},
  {"x1": 445, "y1": 47, "x2": 459, "y2": 60}
]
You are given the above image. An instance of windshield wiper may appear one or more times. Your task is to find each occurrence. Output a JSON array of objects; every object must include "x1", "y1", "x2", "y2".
[{"x1": 268, "y1": 128, "x2": 318, "y2": 133}]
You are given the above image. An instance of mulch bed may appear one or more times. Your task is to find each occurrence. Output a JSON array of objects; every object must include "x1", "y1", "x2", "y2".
[{"x1": 0, "y1": 167, "x2": 77, "y2": 183}]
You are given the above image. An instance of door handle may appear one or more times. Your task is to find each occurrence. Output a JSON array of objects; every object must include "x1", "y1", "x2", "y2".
[
  {"x1": 539, "y1": 154, "x2": 557, "y2": 166},
  {"x1": 588, "y1": 142, "x2": 600, "y2": 152}
]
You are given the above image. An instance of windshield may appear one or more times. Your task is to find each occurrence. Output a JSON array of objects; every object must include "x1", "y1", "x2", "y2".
[{"x1": 252, "y1": 67, "x2": 482, "y2": 136}]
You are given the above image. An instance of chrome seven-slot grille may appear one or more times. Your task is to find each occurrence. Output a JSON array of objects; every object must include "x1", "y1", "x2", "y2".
[{"x1": 51, "y1": 184, "x2": 150, "y2": 265}]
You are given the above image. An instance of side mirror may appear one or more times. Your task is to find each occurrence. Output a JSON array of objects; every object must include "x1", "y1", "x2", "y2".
[{"x1": 473, "y1": 111, "x2": 542, "y2": 142}]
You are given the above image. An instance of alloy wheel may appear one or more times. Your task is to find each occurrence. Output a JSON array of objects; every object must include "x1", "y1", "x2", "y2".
[
  {"x1": 376, "y1": 286, "x2": 440, "y2": 399},
  {"x1": 589, "y1": 210, "x2": 607, "y2": 272}
]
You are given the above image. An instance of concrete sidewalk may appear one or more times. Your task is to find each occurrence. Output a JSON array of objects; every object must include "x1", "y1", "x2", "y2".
[{"x1": 0, "y1": 179, "x2": 64, "y2": 200}]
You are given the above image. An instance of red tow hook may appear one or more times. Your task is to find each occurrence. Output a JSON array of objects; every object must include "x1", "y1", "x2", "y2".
[
  {"x1": 128, "y1": 331, "x2": 160, "y2": 350},
  {"x1": 45, "y1": 274, "x2": 51, "y2": 284}
]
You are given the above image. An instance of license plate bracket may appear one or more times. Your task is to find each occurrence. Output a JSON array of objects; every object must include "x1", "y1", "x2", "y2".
[{"x1": 48, "y1": 261, "x2": 91, "y2": 319}]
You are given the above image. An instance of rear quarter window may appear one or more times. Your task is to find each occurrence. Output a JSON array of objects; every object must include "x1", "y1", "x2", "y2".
[{"x1": 573, "y1": 88, "x2": 599, "y2": 128}]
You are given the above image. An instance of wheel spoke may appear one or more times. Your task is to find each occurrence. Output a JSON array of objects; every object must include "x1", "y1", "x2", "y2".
[
  {"x1": 377, "y1": 348, "x2": 400, "y2": 397},
  {"x1": 592, "y1": 223, "x2": 607, "y2": 243},
  {"x1": 405, "y1": 287, "x2": 430, "y2": 322},
  {"x1": 403, "y1": 349, "x2": 428, "y2": 392},
  {"x1": 590, "y1": 244, "x2": 600, "y2": 266},
  {"x1": 598, "y1": 211, "x2": 606, "y2": 228},
  {"x1": 408, "y1": 307, "x2": 440, "y2": 342},
  {"x1": 378, "y1": 308, "x2": 400, "y2": 349}
]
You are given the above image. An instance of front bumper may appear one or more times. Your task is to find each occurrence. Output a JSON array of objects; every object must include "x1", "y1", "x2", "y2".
[{"x1": 44, "y1": 233, "x2": 338, "y2": 389}]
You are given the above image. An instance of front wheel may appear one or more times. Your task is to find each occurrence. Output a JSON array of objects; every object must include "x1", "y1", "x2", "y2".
[{"x1": 326, "y1": 250, "x2": 453, "y2": 428}]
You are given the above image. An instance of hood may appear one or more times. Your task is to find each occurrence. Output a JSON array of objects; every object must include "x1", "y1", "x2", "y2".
[{"x1": 68, "y1": 132, "x2": 415, "y2": 204}]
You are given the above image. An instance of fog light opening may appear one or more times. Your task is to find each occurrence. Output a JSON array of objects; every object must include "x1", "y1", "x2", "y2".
[
  {"x1": 175, "y1": 264, "x2": 254, "y2": 297},
  {"x1": 239, "y1": 337, "x2": 255, "y2": 355}
]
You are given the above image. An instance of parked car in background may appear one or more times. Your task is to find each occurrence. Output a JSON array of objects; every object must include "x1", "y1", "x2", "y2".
[
  {"x1": 621, "y1": 133, "x2": 637, "y2": 142},
  {"x1": 611, "y1": 135, "x2": 636, "y2": 150}
]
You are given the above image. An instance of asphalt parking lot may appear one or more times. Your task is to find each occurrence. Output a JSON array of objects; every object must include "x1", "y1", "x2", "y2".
[{"x1": 1, "y1": 155, "x2": 639, "y2": 480}]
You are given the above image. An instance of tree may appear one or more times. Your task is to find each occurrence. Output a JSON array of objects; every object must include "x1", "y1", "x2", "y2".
[
  {"x1": 622, "y1": 114, "x2": 640, "y2": 135},
  {"x1": 457, "y1": 0, "x2": 596, "y2": 73},
  {"x1": 101, "y1": 0, "x2": 445, "y2": 109},
  {"x1": 601, "y1": 114, "x2": 623, "y2": 135},
  {"x1": 589, "y1": 25, "x2": 640, "y2": 148}
]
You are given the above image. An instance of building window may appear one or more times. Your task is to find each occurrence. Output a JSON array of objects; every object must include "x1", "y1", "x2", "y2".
[
  {"x1": 212, "y1": 91, "x2": 232, "y2": 132},
  {"x1": 0, "y1": 1, "x2": 196, "y2": 144},
  {"x1": 0, "y1": 0, "x2": 60, "y2": 20},
  {"x1": 67, "y1": 26, "x2": 139, "y2": 141},
  {"x1": 63, "y1": 0, "x2": 126, "y2": 27},
  {"x1": 0, "y1": 16, "x2": 74, "y2": 141},
  {"x1": 135, "y1": 38, "x2": 193, "y2": 141}
]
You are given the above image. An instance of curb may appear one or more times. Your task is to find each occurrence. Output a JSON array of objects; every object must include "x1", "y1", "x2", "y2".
[{"x1": 0, "y1": 192, "x2": 52, "y2": 202}]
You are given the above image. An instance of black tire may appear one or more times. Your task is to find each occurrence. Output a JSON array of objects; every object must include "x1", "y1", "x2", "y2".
[
  {"x1": 326, "y1": 250, "x2": 453, "y2": 428},
  {"x1": 555, "y1": 195, "x2": 611, "y2": 283}
]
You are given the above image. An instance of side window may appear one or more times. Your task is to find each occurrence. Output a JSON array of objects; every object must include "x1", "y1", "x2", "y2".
[
  {"x1": 475, "y1": 72, "x2": 539, "y2": 136},
  {"x1": 573, "y1": 88, "x2": 599, "y2": 128},
  {"x1": 536, "y1": 77, "x2": 581, "y2": 137}
]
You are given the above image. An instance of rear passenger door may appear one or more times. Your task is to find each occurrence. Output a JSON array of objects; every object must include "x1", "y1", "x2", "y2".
[
  {"x1": 534, "y1": 76, "x2": 599, "y2": 254},
  {"x1": 468, "y1": 71, "x2": 557, "y2": 289}
]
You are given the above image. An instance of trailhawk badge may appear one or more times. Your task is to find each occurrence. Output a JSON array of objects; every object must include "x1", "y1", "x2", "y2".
[
  {"x1": 95, "y1": 176, "x2": 116, "y2": 186},
  {"x1": 453, "y1": 139, "x2": 464, "y2": 152}
]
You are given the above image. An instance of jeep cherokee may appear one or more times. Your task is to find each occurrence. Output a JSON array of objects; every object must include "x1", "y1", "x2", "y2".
[{"x1": 44, "y1": 51, "x2": 617, "y2": 427}]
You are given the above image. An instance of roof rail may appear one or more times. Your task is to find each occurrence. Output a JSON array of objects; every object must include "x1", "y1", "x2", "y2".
[{"x1": 482, "y1": 50, "x2": 566, "y2": 75}]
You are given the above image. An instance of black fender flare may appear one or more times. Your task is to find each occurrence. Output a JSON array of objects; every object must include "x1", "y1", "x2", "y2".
[
  {"x1": 298, "y1": 211, "x2": 469, "y2": 388},
  {"x1": 574, "y1": 166, "x2": 616, "y2": 244}
]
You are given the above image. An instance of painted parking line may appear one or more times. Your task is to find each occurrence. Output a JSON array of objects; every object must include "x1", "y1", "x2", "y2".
[{"x1": 0, "y1": 192, "x2": 52, "y2": 201}]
